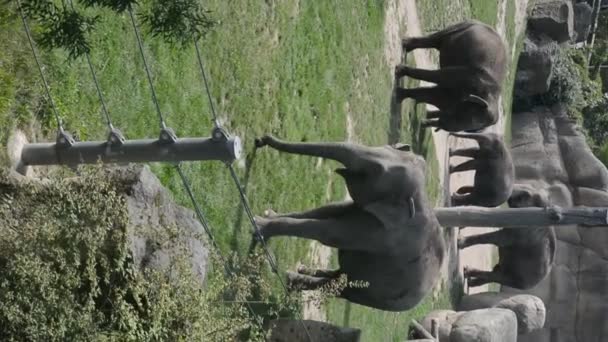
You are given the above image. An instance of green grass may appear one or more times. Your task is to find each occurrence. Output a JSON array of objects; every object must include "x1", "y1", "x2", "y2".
[{"x1": 0, "y1": 0, "x2": 525, "y2": 340}]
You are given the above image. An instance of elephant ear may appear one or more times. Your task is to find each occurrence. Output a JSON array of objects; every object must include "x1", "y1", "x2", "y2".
[
  {"x1": 363, "y1": 196, "x2": 416, "y2": 230},
  {"x1": 463, "y1": 94, "x2": 489, "y2": 108}
]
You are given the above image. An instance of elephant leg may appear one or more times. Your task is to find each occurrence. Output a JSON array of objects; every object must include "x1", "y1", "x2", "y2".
[
  {"x1": 395, "y1": 65, "x2": 471, "y2": 88},
  {"x1": 426, "y1": 109, "x2": 441, "y2": 119},
  {"x1": 458, "y1": 229, "x2": 513, "y2": 249},
  {"x1": 255, "y1": 211, "x2": 384, "y2": 252},
  {"x1": 450, "y1": 132, "x2": 493, "y2": 145},
  {"x1": 456, "y1": 186, "x2": 474, "y2": 194},
  {"x1": 297, "y1": 265, "x2": 341, "y2": 278},
  {"x1": 270, "y1": 201, "x2": 356, "y2": 219},
  {"x1": 256, "y1": 136, "x2": 380, "y2": 173},
  {"x1": 449, "y1": 147, "x2": 479, "y2": 158},
  {"x1": 286, "y1": 271, "x2": 332, "y2": 291},
  {"x1": 401, "y1": 35, "x2": 441, "y2": 52},
  {"x1": 465, "y1": 268, "x2": 509, "y2": 287},
  {"x1": 449, "y1": 159, "x2": 478, "y2": 174},
  {"x1": 451, "y1": 192, "x2": 473, "y2": 206},
  {"x1": 421, "y1": 118, "x2": 440, "y2": 128},
  {"x1": 395, "y1": 86, "x2": 446, "y2": 108}
]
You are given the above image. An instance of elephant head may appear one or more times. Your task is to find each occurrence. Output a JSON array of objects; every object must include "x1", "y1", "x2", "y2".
[{"x1": 508, "y1": 183, "x2": 550, "y2": 208}]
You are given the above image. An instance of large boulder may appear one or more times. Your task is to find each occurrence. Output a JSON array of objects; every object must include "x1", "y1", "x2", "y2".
[
  {"x1": 268, "y1": 319, "x2": 361, "y2": 342},
  {"x1": 457, "y1": 293, "x2": 546, "y2": 335},
  {"x1": 514, "y1": 35, "x2": 559, "y2": 98},
  {"x1": 528, "y1": 1, "x2": 574, "y2": 43},
  {"x1": 107, "y1": 165, "x2": 209, "y2": 286},
  {"x1": 449, "y1": 309, "x2": 518, "y2": 342},
  {"x1": 505, "y1": 103, "x2": 608, "y2": 341},
  {"x1": 573, "y1": 2, "x2": 593, "y2": 43},
  {"x1": 417, "y1": 309, "x2": 518, "y2": 342}
]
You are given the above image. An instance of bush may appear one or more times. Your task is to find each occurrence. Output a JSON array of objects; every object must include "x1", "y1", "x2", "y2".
[
  {"x1": 540, "y1": 48, "x2": 604, "y2": 121},
  {"x1": 0, "y1": 167, "x2": 279, "y2": 341}
]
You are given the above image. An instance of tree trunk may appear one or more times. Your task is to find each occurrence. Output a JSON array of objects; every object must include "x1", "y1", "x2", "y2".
[{"x1": 434, "y1": 206, "x2": 608, "y2": 228}]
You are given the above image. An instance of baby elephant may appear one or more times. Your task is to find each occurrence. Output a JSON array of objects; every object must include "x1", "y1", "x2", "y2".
[
  {"x1": 395, "y1": 20, "x2": 507, "y2": 132},
  {"x1": 459, "y1": 185, "x2": 556, "y2": 290},
  {"x1": 253, "y1": 135, "x2": 445, "y2": 312},
  {"x1": 449, "y1": 132, "x2": 514, "y2": 207}
]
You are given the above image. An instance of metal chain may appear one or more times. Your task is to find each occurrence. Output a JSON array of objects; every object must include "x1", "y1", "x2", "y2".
[
  {"x1": 17, "y1": 0, "x2": 64, "y2": 131},
  {"x1": 127, "y1": 6, "x2": 166, "y2": 129}
]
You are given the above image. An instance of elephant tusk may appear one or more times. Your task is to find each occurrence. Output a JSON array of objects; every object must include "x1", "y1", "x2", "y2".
[{"x1": 409, "y1": 197, "x2": 416, "y2": 218}]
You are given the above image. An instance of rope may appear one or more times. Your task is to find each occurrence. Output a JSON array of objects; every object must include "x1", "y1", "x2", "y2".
[
  {"x1": 194, "y1": 40, "x2": 220, "y2": 128},
  {"x1": 175, "y1": 163, "x2": 264, "y2": 333},
  {"x1": 67, "y1": 0, "x2": 113, "y2": 130},
  {"x1": 17, "y1": 0, "x2": 64, "y2": 131},
  {"x1": 193, "y1": 42, "x2": 314, "y2": 342},
  {"x1": 125, "y1": 15, "x2": 265, "y2": 332},
  {"x1": 127, "y1": 6, "x2": 166, "y2": 129}
]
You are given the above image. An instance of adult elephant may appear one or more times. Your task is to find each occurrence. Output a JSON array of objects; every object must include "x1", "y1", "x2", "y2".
[
  {"x1": 395, "y1": 20, "x2": 507, "y2": 132},
  {"x1": 252, "y1": 135, "x2": 445, "y2": 312}
]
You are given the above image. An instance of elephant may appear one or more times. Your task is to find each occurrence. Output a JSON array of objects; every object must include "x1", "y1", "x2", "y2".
[
  {"x1": 448, "y1": 132, "x2": 514, "y2": 207},
  {"x1": 395, "y1": 20, "x2": 507, "y2": 132},
  {"x1": 458, "y1": 184, "x2": 556, "y2": 290},
  {"x1": 252, "y1": 135, "x2": 445, "y2": 312}
]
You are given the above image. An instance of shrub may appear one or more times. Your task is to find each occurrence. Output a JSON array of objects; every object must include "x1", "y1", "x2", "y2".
[{"x1": 0, "y1": 166, "x2": 274, "y2": 341}]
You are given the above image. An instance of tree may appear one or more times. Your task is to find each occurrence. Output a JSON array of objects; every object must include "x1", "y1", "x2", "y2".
[{"x1": 16, "y1": 0, "x2": 216, "y2": 59}]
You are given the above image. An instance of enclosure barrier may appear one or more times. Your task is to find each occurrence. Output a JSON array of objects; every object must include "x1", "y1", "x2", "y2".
[
  {"x1": 16, "y1": 127, "x2": 241, "y2": 173},
  {"x1": 435, "y1": 206, "x2": 608, "y2": 227}
]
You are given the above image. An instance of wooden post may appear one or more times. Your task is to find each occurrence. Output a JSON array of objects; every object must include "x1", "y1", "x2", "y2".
[{"x1": 434, "y1": 206, "x2": 608, "y2": 228}]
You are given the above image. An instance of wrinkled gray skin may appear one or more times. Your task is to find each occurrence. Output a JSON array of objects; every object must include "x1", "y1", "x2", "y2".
[
  {"x1": 459, "y1": 183, "x2": 556, "y2": 289},
  {"x1": 253, "y1": 135, "x2": 445, "y2": 312},
  {"x1": 449, "y1": 132, "x2": 514, "y2": 207},
  {"x1": 395, "y1": 20, "x2": 507, "y2": 132}
]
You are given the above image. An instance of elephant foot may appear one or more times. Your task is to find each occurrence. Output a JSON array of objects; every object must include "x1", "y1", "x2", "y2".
[
  {"x1": 297, "y1": 264, "x2": 313, "y2": 275},
  {"x1": 263, "y1": 208, "x2": 277, "y2": 217},
  {"x1": 401, "y1": 37, "x2": 415, "y2": 52},
  {"x1": 457, "y1": 235, "x2": 467, "y2": 249},
  {"x1": 394, "y1": 64, "x2": 409, "y2": 78},
  {"x1": 252, "y1": 216, "x2": 271, "y2": 244}
]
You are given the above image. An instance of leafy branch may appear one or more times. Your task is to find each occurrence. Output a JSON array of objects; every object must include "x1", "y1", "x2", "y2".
[{"x1": 16, "y1": 0, "x2": 216, "y2": 59}]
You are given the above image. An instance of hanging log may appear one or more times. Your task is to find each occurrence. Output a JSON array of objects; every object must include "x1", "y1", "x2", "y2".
[{"x1": 434, "y1": 206, "x2": 608, "y2": 228}]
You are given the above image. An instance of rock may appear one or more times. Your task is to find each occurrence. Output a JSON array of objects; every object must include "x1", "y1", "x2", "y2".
[
  {"x1": 528, "y1": 1, "x2": 574, "y2": 43},
  {"x1": 514, "y1": 35, "x2": 559, "y2": 97},
  {"x1": 573, "y1": 2, "x2": 593, "y2": 43},
  {"x1": 457, "y1": 293, "x2": 546, "y2": 335},
  {"x1": 449, "y1": 309, "x2": 518, "y2": 342},
  {"x1": 494, "y1": 295, "x2": 546, "y2": 334},
  {"x1": 108, "y1": 165, "x2": 209, "y2": 286},
  {"x1": 419, "y1": 310, "x2": 464, "y2": 342},
  {"x1": 507, "y1": 98, "x2": 608, "y2": 341},
  {"x1": 268, "y1": 319, "x2": 361, "y2": 342}
]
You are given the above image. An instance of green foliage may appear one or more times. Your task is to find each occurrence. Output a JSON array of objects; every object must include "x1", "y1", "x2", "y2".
[
  {"x1": 139, "y1": 0, "x2": 216, "y2": 46},
  {"x1": 79, "y1": 0, "x2": 137, "y2": 13},
  {"x1": 598, "y1": 142, "x2": 608, "y2": 167},
  {"x1": 0, "y1": 167, "x2": 283, "y2": 341},
  {"x1": 19, "y1": 0, "x2": 97, "y2": 59},
  {"x1": 540, "y1": 48, "x2": 604, "y2": 122},
  {"x1": 17, "y1": 0, "x2": 216, "y2": 59}
]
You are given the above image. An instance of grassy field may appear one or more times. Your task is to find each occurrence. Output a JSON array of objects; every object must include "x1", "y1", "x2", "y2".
[{"x1": 0, "y1": 0, "x2": 524, "y2": 340}]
